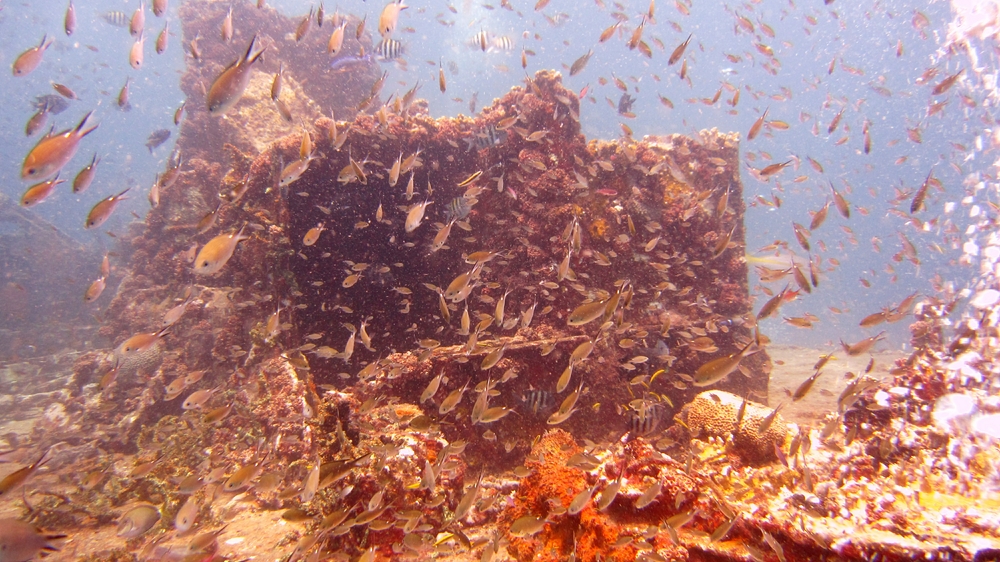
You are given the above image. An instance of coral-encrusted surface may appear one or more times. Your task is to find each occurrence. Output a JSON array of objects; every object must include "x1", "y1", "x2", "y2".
[{"x1": 684, "y1": 390, "x2": 788, "y2": 465}]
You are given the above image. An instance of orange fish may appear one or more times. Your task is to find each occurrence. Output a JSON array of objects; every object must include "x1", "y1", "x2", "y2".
[
  {"x1": 22, "y1": 111, "x2": 98, "y2": 181},
  {"x1": 668, "y1": 34, "x2": 692, "y2": 65},
  {"x1": 85, "y1": 188, "x2": 131, "y2": 229},
  {"x1": 12, "y1": 35, "x2": 53, "y2": 77},
  {"x1": 21, "y1": 175, "x2": 66, "y2": 207},
  {"x1": 73, "y1": 154, "x2": 100, "y2": 193},
  {"x1": 207, "y1": 35, "x2": 266, "y2": 114},
  {"x1": 748, "y1": 108, "x2": 768, "y2": 141}
]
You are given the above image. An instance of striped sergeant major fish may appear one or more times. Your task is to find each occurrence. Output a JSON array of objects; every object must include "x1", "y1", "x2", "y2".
[
  {"x1": 626, "y1": 401, "x2": 664, "y2": 438},
  {"x1": 464, "y1": 123, "x2": 506, "y2": 151},
  {"x1": 374, "y1": 38, "x2": 403, "y2": 61},
  {"x1": 522, "y1": 389, "x2": 555, "y2": 416},
  {"x1": 492, "y1": 35, "x2": 515, "y2": 52},
  {"x1": 445, "y1": 196, "x2": 474, "y2": 222},
  {"x1": 102, "y1": 10, "x2": 129, "y2": 27}
]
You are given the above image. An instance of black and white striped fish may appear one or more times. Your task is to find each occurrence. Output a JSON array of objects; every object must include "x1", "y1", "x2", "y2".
[
  {"x1": 626, "y1": 402, "x2": 664, "y2": 437},
  {"x1": 492, "y1": 35, "x2": 515, "y2": 52},
  {"x1": 472, "y1": 30, "x2": 490, "y2": 51},
  {"x1": 445, "y1": 196, "x2": 474, "y2": 222},
  {"x1": 102, "y1": 10, "x2": 129, "y2": 27},
  {"x1": 464, "y1": 124, "x2": 506, "y2": 151},
  {"x1": 522, "y1": 389, "x2": 555, "y2": 416},
  {"x1": 375, "y1": 38, "x2": 404, "y2": 60}
]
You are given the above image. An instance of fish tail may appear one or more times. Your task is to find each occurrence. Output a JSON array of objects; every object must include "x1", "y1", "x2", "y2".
[{"x1": 244, "y1": 35, "x2": 266, "y2": 65}]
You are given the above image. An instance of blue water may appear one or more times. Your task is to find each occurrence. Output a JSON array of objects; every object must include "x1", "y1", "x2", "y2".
[{"x1": 0, "y1": 0, "x2": 988, "y2": 352}]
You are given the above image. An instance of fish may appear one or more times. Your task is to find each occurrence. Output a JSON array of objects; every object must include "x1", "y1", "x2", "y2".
[
  {"x1": 22, "y1": 111, "x2": 98, "y2": 181},
  {"x1": 193, "y1": 225, "x2": 251, "y2": 275},
  {"x1": 668, "y1": 34, "x2": 692, "y2": 65},
  {"x1": 759, "y1": 160, "x2": 792, "y2": 179},
  {"x1": 522, "y1": 389, "x2": 554, "y2": 416},
  {"x1": 130, "y1": 0, "x2": 145, "y2": 37},
  {"x1": 303, "y1": 222, "x2": 325, "y2": 246},
  {"x1": 748, "y1": 108, "x2": 768, "y2": 141},
  {"x1": 84, "y1": 277, "x2": 107, "y2": 302},
  {"x1": 627, "y1": 17, "x2": 646, "y2": 50},
  {"x1": 102, "y1": 11, "x2": 130, "y2": 27},
  {"x1": 279, "y1": 154, "x2": 320, "y2": 187},
  {"x1": 130, "y1": 32, "x2": 145, "y2": 69},
  {"x1": 692, "y1": 337, "x2": 757, "y2": 387},
  {"x1": 626, "y1": 402, "x2": 664, "y2": 436},
  {"x1": 20, "y1": 175, "x2": 65, "y2": 207},
  {"x1": 156, "y1": 22, "x2": 169, "y2": 54},
  {"x1": 379, "y1": 0, "x2": 408, "y2": 36},
  {"x1": 64, "y1": 0, "x2": 77, "y2": 35},
  {"x1": 221, "y1": 6, "x2": 233, "y2": 43},
  {"x1": 568, "y1": 483, "x2": 599, "y2": 515},
  {"x1": 911, "y1": 168, "x2": 934, "y2": 213},
  {"x1": 931, "y1": 69, "x2": 963, "y2": 95},
  {"x1": 617, "y1": 93, "x2": 635, "y2": 115},
  {"x1": 118, "y1": 77, "x2": 132, "y2": 109},
  {"x1": 757, "y1": 285, "x2": 791, "y2": 320},
  {"x1": 405, "y1": 200, "x2": 432, "y2": 233},
  {"x1": 635, "y1": 480, "x2": 662, "y2": 509},
  {"x1": 25, "y1": 104, "x2": 50, "y2": 137},
  {"x1": 295, "y1": 8, "x2": 313, "y2": 41},
  {"x1": 757, "y1": 403, "x2": 783, "y2": 433},
  {"x1": 328, "y1": 21, "x2": 347, "y2": 55},
  {"x1": 809, "y1": 201, "x2": 830, "y2": 231},
  {"x1": 175, "y1": 496, "x2": 198, "y2": 532},
  {"x1": 85, "y1": 188, "x2": 130, "y2": 229},
  {"x1": 145, "y1": 129, "x2": 171, "y2": 152},
  {"x1": 840, "y1": 331, "x2": 886, "y2": 356},
  {"x1": 830, "y1": 182, "x2": 850, "y2": 218},
  {"x1": 570, "y1": 50, "x2": 593, "y2": 76},
  {"x1": 509, "y1": 515, "x2": 545, "y2": 537},
  {"x1": 13, "y1": 35, "x2": 54, "y2": 77},
  {"x1": 827, "y1": 107, "x2": 845, "y2": 134},
  {"x1": 34, "y1": 94, "x2": 69, "y2": 115},
  {"x1": 0, "y1": 519, "x2": 65, "y2": 561},
  {"x1": 52, "y1": 83, "x2": 76, "y2": 100},
  {"x1": 207, "y1": 35, "x2": 266, "y2": 114},
  {"x1": 153, "y1": 0, "x2": 167, "y2": 17},
  {"x1": 465, "y1": 126, "x2": 505, "y2": 151},
  {"x1": 117, "y1": 504, "x2": 161, "y2": 538},
  {"x1": 792, "y1": 371, "x2": 823, "y2": 401},
  {"x1": 375, "y1": 38, "x2": 404, "y2": 60},
  {"x1": 0, "y1": 449, "x2": 50, "y2": 496}
]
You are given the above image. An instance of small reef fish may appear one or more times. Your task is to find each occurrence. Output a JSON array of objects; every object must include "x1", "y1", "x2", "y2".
[
  {"x1": 102, "y1": 10, "x2": 129, "y2": 27},
  {"x1": 13, "y1": 35, "x2": 54, "y2": 77},
  {"x1": 207, "y1": 35, "x2": 266, "y2": 114},
  {"x1": 379, "y1": 0, "x2": 408, "y2": 36},
  {"x1": 85, "y1": 188, "x2": 131, "y2": 229},
  {"x1": 22, "y1": 111, "x2": 98, "y2": 181},
  {"x1": 692, "y1": 337, "x2": 757, "y2": 387},
  {"x1": 145, "y1": 129, "x2": 171, "y2": 152},
  {"x1": 21, "y1": 176, "x2": 65, "y2": 207},
  {"x1": 0, "y1": 519, "x2": 65, "y2": 561},
  {"x1": 193, "y1": 225, "x2": 251, "y2": 275}
]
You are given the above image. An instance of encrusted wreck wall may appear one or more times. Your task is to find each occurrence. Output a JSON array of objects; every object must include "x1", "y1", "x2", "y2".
[{"x1": 83, "y1": 0, "x2": 768, "y2": 470}]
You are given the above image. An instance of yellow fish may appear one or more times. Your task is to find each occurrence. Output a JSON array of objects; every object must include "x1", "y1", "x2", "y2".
[
  {"x1": 207, "y1": 35, "x2": 266, "y2": 114},
  {"x1": 193, "y1": 225, "x2": 250, "y2": 275},
  {"x1": 22, "y1": 111, "x2": 98, "y2": 181}
]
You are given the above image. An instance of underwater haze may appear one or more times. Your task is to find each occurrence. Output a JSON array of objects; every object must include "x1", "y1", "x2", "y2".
[{"x1": 2, "y1": 0, "x2": 1000, "y2": 560}]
